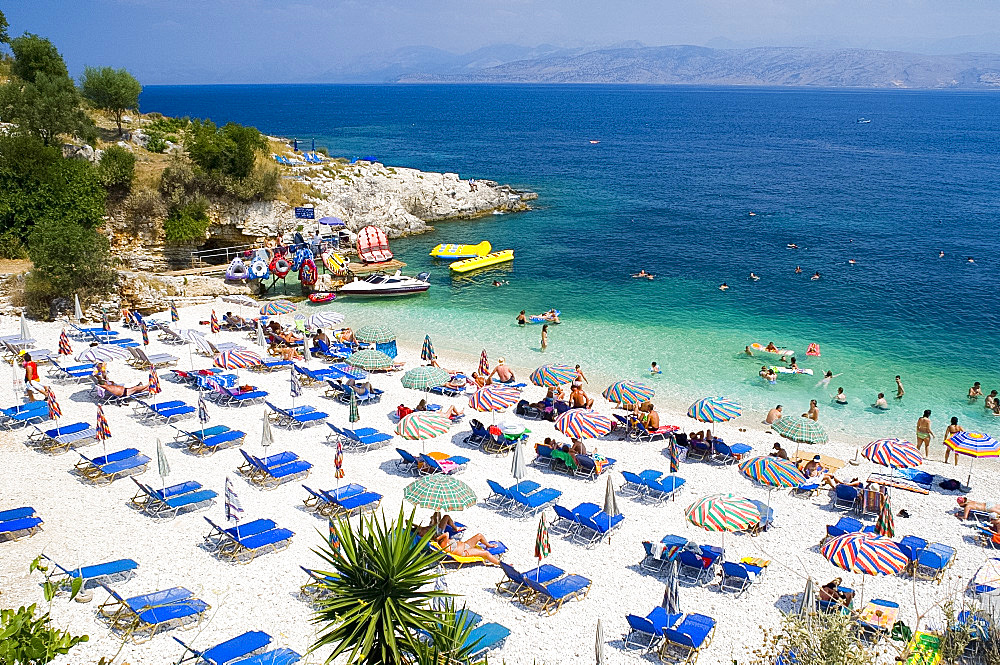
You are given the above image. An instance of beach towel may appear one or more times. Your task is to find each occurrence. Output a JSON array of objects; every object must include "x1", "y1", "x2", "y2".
[
  {"x1": 357, "y1": 225, "x2": 393, "y2": 263},
  {"x1": 438, "y1": 459, "x2": 458, "y2": 474}
]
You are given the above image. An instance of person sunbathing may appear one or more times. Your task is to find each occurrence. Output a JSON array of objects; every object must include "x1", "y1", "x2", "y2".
[
  {"x1": 819, "y1": 578, "x2": 854, "y2": 606},
  {"x1": 435, "y1": 532, "x2": 502, "y2": 565},
  {"x1": 565, "y1": 438, "x2": 588, "y2": 456},
  {"x1": 267, "y1": 322, "x2": 301, "y2": 344},
  {"x1": 820, "y1": 474, "x2": 862, "y2": 491},
  {"x1": 97, "y1": 382, "x2": 150, "y2": 397},
  {"x1": 223, "y1": 312, "x2": 248, "y2": 328},
  {"x1": 337, "y1": 327, "x2": 355, "y2": 344},
  {"x1": 569, "y1": 385, "x2": 594, "y2": 409},
  {"x1": 415, "y1": 399, "x2": 464, "y2": 420},
  {"x1": 956, "y1": 497, "x2": 1000, "y2": 520}
]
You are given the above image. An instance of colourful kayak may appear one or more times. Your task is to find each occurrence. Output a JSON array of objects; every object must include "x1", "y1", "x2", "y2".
[
  {"x1": 430, "y1": 241, "x2": 491, "y2": 260},
  {"x1": 449, "y1": 249, "x2": 514, "y2": 274}
]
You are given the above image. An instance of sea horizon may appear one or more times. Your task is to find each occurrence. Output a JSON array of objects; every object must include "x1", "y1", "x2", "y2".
[{"x1": 142, "y1": 83, "x2": 1000, "y2": 444}]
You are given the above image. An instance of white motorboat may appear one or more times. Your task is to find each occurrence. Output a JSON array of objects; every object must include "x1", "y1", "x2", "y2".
[{"x1": 338, "y1": 270, "x2": 430, "y2": 297}]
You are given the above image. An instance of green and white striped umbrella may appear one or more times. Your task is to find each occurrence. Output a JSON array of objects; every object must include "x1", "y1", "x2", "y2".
[
  {"x1": 355, "y1": 324, "x2": 395, "y2": 345},
  {"x1": 771, "y1": 416, "x2": 829, "y2": 444},
  {"x1": 395, "y1": 412, "x2": 452, "y2": 440},
  {"x1": 684, "y1": 494, "x2": 760, "y2": 533},
  {"x1": 348, "y1": 391, "x2": 360, "y2": 423},
  {"x1": 345, "y1": 349, "x2": 395, "y2": 371},
  {"x1": 421, "y1": 335, "x2": 436, "y2": 361},
  {"x1": 401, "y1": 366, "x2": 451, "y2": 391},
  {"x1": 403, "y1": 474, "x2": 477, "y2": 512}
]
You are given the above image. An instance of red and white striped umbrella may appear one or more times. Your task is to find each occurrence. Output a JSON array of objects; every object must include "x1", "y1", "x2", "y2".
[{"x1": 214, "y1": 349, "x2": 263, "y2": 369}]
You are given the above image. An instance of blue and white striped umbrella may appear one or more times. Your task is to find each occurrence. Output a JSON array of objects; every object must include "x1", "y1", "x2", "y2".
[
  {"x1": 75, "y1": 344, "x2": 130, "y2": 363},
  {"x1": 688, "y1": 397, "x2": 743, "y2": 423}
]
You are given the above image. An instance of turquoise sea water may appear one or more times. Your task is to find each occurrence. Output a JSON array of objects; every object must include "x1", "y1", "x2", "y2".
[{"x1": 142, "y1": 84, "x2": 1000, "y2": 441}]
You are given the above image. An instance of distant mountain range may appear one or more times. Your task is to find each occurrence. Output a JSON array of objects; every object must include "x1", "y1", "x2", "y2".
[{"x1": 390, "y1": 45, "x2": 1000, "y2": 89}]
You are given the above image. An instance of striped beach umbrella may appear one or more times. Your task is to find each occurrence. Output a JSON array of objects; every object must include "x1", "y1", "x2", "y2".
[
  {"x1": 738, "y1": 456, "x2": 808, "y2": 488},
  {"x1": 684, "y1": 494, "x2": 760, "y2": 533},
  {"x1": 602, "y1": 380, "x2": 654, "y2": 406},
  {"x1": 76, "y1": 344, "x2": 130, "y2": 364},
  {"x1": 260, "y1": 300, "x2": 296, "y2": 316},
  {"x1": 348, "y1": 391, "x2": 359, "y2": 423},
  {"x1": 214, "y1": 349, "x2": 263, "y2": 370},
  {"x1": 170, "y1": 300, "x2": 179, "y2": 322},
  {"x1": 875, "y1": 497, "x2": 895, "y2": 538},
  {"x1": 46, "y1": 387, "x2": 61, "y2": 421},
  {"x1": 96, "y1": 404, "x2": 111, "y2": 454},
  {"x1": 396, "y1": 412, "x2": 452, "y2": 440},
  {"x1": 862, "y1": 438, "x2": 922, "y2": 469},
  {"x1": 530, "y1": 364, "x2": 577, "y2": 388},
  {"x1": 945, "y1": 431, "x2": 1000, "y2": 487},
  {"x1": 197, "y1": 394, "x2": 210, "y2": 425},
  {"x1": 101, "y1": 309, "x2": 110, "y2": 332},
  {"x1": 210, "y1": 310, "x2": 220, "y2": 334},
  {"x1": 328, "y1": 519, "x2": 341, "y2": 555},
  {"x1": 478, "y1": 349, "x2": 489, "y2": 376},
  {"x1": 401, "y1": 366, "x2": 451, "y2": 391},
  {"x1": 307, "y1": 311, "x2": 344, "y2": 329},
  {"x1": 355, "y1": 324, "x2": 395, "y2": 345},
  {"x1": 420, "y1": 335, "x2": 436, "y2": 361},
  {"x1": 334, "y1": 439, "x2": 345, "y2": 479},
  {"x1": 535, "y1": 513, "x2": 551, "y2": 562},
  {"x1": 668, "y1": 439, "x2": 680, "y2": 473},
  {"x1": 58, "y1": 330, "x2": 72, "y2": 356},
  {"x1": 821, "y1": 533, "x2": 907, "y2": 576},
  {"x1": 688, "y1": 397, "x2": 743, "y2": 423},
  {"x1": 554, "y1": 409, "x2": 613, "y2": 440},
  {"x1": 771, "y1": 416, "x2": 829, "y2": 445},
  {"x1": 468, "y1": 385, "x2": 520, "y2": 412},
  {"x1": 148, "y1": 369, "x2": 161, "y2": 396},
  {"x1": 345, "y1": 349, "x2": 395, "y2": 371},
  {"x1": 138, "y1": 319, "x2": 148, "y2": 346},
  {"x1": 403, "y1": 474, "x2": 477, "y2": 512}
]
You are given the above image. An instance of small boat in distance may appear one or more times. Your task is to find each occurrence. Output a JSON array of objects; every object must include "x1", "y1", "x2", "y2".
[
  {"x1": 589, "y1": 140, "x2": 601, "y2": 144},
  {"x1": 429, "y1": 240, "x2": 491, "y2": 260},
  {"x1": 450, "y1": 249, "x2": 514, "y2": 274},
  {"x1": 857, "y1": 118, "x2": 872, "y2": 124},
  {"x1": 338, "y1": 271, "x2": 431, "y2": 297}
]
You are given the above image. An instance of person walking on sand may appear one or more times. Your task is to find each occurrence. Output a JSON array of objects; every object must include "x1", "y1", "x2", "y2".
[
  {"x1": 573, "y1": 364, "x2": 588, "y2": 386},
  {"x1": 540, "y1": 324, "x2": 548, "y2": 351},
  {"x1": 802, "y1": 400, "x2": 819, "y2": 421},
  {"x1": 943, "y1": 417, "x2": 964, "y2": 465},
  {"x1": 916, "y1": 410, "x2": 933, "y2": 456},
  {"x1": 895, "y1": 375, "x2": 905, "y2": 400}
]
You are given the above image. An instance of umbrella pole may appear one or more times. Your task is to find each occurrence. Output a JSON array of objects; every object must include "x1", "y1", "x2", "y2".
[{"x1": 968, "y1": 454, "x2": 974, "y2": 489}]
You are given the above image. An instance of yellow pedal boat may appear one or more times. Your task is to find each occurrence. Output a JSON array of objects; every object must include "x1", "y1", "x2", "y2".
[
  {"x1": 429, "y1": 240, "x2": 491, "y2": 260},
  {"x1": 449, "y1": 249, "x2": 514, "y2": 274}
]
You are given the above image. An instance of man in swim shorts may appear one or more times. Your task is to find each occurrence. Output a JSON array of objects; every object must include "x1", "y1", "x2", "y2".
[
  {"x1": 956, "y1": 497, "x2": 1000, "y2": 521},
  {"x1": 488, "y1": 358, "x2": 515, "y2": 384}
]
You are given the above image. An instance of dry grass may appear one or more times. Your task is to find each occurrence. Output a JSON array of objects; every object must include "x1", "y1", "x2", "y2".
[{"x1": 0, "y1": 259, "x2": 32, "y2": 276}]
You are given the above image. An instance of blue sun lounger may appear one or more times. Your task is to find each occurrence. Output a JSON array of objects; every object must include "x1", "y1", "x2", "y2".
[
  {"x1": 133, "y1": 399, "x2": 195, "y2": 424},
  {"x1": 0, "y1": 507, "x2": 43, "y2": 541},
  {"x1": 520, "y1": 574, "x2": 591, "y2": 615},
  {"x1": 47, "y1": 360, "x2": 97, "y2": 383},
  {"x1": 321, "y1": 488, "x2": 382, "y2": 518},
  {"x1": 463, "y1": 622, "x2": 510, "y2": 660},
  {"x1": 326, "y1": 423, "x2": 392, "y2": 451},
  {"x1": 173, "y1": 424, "x2": 246, "y2": 455},
  {"x1": 625, "y1": 607, "x2": 683, "y2": 651},
  {"x1": 485, "y1": 480, "x2": 541, "y2": 510},
  {"x1": 264, "y1": 401, "x2": 328, "y2": 429},
  {"x1": 823, "y1": 516, "x2": 875, "y2": 543},
  {"x1": 719, "y1": 561, "x2": 764, "y2": 597},
  {"x1": 215, "y1": 385, "x2": 269, "y2": 407},
  {"x1": 174, "y1": 630, "x2": 272, "y2": 665},
  {"x1": 507, "y1": 485, "x2": 561, "y2": 518},
  {"x1": 29, "y1": 421, "x2": 97, "y2": 454},
  {"x1": 129, "y1": 477, "x2": 217, "y2": 519},
  {"x1": 551, "y1": 502, "x2": 602, "y2": 537},
  {"x1": 302, "y1": 483, "x2": 363, "y2": 509},
  {"x1": 98, "y1": 584, "x2": 209, "y2": 642},
  {"x1": 238, "y1": 449, "x2": 312, "y2": 488},
  {"x1": 42, "y1": 554, "x2": 138, "y2": 590},
  {"x1": 76, "y1": 448, "x2": 151, "y2": 484},
  {"x1": 574, "y1": 508, "x2": 625, "y2": 547},
  {"x1": 203, "y1": 517, "x2": 294, "y2": 563},
  {"x1": 418, "y1": 453, "x2": 470, "y2": 475},
  {"x1": 231, "y1": 648, "x2": 301, "y2": 665},
  {"x1": 0, "y1": 400, "x2": 50, "y2": 429},
  {"x1": 496, "y1": 562, "x2": 565, "y2": 600},
  {"x1": 300, "y1": 566, "x2": 339, "y2": 600},
  {"x1": 660, "y1": 613, "x2": 717, "y2": 664}
]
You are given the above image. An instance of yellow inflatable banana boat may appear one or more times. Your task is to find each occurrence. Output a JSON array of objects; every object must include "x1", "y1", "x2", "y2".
[
  {"x1": 429, "y1": 240, "x2": 491, "y2": 260},
  {"x1": 449, "y1": 249, "x2": 514, "y2": 274}
]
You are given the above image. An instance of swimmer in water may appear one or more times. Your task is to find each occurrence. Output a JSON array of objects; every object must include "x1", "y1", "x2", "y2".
[
  {"x1": 744, "y1": 345, "x2": 754, "y2": 357},
  {"x1": 811, "y1": 272, "x2": 821, "y2": 280},
  {"x1": 968, "y1": 257, "x2": 976, "y2": 263},
  {"x1": 749, "y1": 272, "x2": 760, "y2": 281},
  {"x1": 632, "y1": 270, "x2": 654, "y2": 280},
  {"x1": 848, "y1": 259, "x2": 856, "y2": 265},
  {"x1": 719, "y1": 282, "x2": 729, "y2": 291},
  {"x1": 787, "y1": 243, "x2": 799, "y2": 249},
  {"x1": 816, "y1": 370, "x2": 842, "y2": 388},
  {"x1": 650, "y1": 361, "x2": 661, "y2": 375},
  {"x1": 794, "y1": 266, "x2": 802, "y2": 274},
  {"x1": 939, "y1": 250, "x2": 945, "y2": 258}
]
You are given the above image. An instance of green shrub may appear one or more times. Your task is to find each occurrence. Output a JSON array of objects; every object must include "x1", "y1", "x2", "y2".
[
  {"x1": 145, "y1": 130, "x2": 167, "y2": 153},
  {"x1": 147, "y1": 115, "x2": 189, "y2": 134},
  {"x1": 0, "y1": 231, "x2": 28, "y2": 259},
  {"x1": 164, "y1": 198, "x2": 211, "y2": 243},
  {"x1": 0, "y1": 604, "x2": 88, "y2": 664},
  {"x1": 186, "y1": 119, "x2": 267, "y2": 180},
  {"x1": 96, "y1": 145, "x2": 135, "y2": 195}
]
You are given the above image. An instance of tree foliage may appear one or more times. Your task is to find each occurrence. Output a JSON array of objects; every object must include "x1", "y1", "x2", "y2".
[
  {"x1": 0, "y1": 133, "x2": 106, "y2": 241},
  {"x1": 0, "y1": 605, "x2": 89, "y2": 665},
  {"x1": 8, "y1": 34, "x2": 67, "y2": 83},
  {"x1": 186, "y1": 119, "x2": 268, "y2": 180},
  {"x1": 163, "y1": 198, "x2": 211, "y2": 243},
  {"x1": 0, "y1": 9, "x2": 9, "y2": 45},
  {"x1": 310, "y1": 509, "x2": 481, "y2": 665},
  {"x1": 97, "y1": 144, "x2": 135, "y2": 195},
  {"x1": 80, "y1": 66, "x2": 141, "y2": 135}
]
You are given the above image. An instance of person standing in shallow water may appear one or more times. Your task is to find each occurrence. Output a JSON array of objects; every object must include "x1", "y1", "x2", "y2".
[
  {"x1": 540, "y1": 324, "x2": 548, "y2": 351},
  {"x1": 895, "y1": 375, "x2": 905, "y2": 400},
  {"x1": 943, "y1": 417, "x2": 964, "y2": 465},
  {"x1": 916, "y1": 410, "x2": 933, "y2": 456}
]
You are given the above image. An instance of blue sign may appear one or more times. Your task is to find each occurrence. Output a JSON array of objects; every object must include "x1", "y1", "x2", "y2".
[{"x1": 294, "y1": 207, "x2": 315, "y2": 219}]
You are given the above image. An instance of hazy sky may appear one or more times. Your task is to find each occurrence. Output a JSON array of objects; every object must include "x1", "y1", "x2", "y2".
[{"x1": 5, "y1": 1, "x2": 1000, "y2": 83}]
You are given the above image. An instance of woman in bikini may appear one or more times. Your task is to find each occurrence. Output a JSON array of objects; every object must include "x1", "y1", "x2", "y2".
[{"x1": 435, "y1": 532, "x2": 502, "y2": 565}]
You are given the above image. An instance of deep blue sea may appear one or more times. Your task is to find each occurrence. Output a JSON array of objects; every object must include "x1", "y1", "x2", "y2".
[{"x1": 141, "y1": 84, "x2": 1000, "y2": 442}]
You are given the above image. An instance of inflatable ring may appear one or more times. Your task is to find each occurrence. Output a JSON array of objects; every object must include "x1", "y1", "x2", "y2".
[
  {"x1": 299, "y1": 257, "x2": 318, "y2": 286},
  {"x1": 249, "y1": 259, "x2": 269, "y2": 280},
  {"x1": 308, "y1": 292, "x2": 335, "y2": 303},
  {"x1": 271, "y1": 256, "x2": 291, "y2": 278},
  {"x1": 225, "y1": 258, "x2": 249, "y2": 281}
]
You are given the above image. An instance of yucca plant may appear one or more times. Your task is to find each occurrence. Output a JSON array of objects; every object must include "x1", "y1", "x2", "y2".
[{"x1": 310, "y1": 508, "x2": 480, "y2": 665}]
